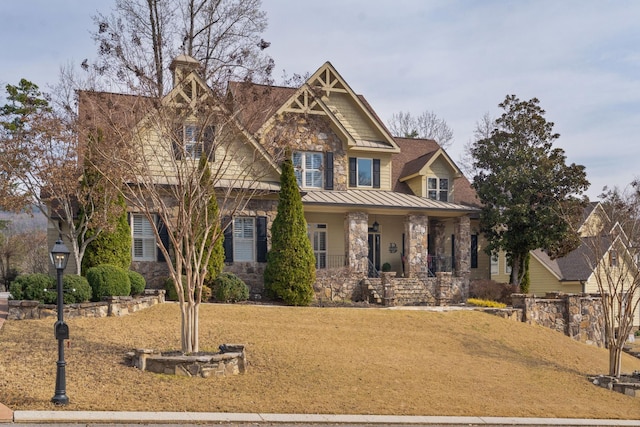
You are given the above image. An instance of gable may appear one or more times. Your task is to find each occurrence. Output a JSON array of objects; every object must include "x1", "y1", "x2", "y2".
[{"x1": 257, "y1": 62, "x2": 400, "y2": 154}]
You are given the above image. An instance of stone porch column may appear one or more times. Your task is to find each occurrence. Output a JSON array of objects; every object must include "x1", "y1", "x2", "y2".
[
  {"x1": 404, "y1": 214, "x2": 428, "y2": 278},
  {"x1": 344, "y1": 212, "x2": 368, "y2": 273},
  {"x1": 454, "y1": 215, "x2": 471, "y2": 279},
  {"x1": 433, "y1": 221, "x2": 446, "y2": 257}
]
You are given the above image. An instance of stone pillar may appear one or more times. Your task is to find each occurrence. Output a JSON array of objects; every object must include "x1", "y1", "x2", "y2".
[
  {"x1": 454, "y1": 215, "x2": 471, "y2": 281},
  {"x1": 381, "y1": 272, "x2": 396, "y2": 307},
  {"x1": 404, "y1": 214, "x2": 429, "y2": 278},
  {"x1": 436, "y1": 272, "x2": 453, "y2": 306},
  {"x1": 345, "y1": 212, "x2": 368, "y2": 273}
]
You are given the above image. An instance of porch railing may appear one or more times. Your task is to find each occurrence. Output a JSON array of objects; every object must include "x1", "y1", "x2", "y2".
[{"x1": 426, "y1": 255, "x2": 454, "y2": 276}]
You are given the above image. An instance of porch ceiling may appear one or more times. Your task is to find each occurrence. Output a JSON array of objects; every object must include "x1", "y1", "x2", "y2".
[{"x1": 301, "y1": 190, "x2": 478, "y2": 215}]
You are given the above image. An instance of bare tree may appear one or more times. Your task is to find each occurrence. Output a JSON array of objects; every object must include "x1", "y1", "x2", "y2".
[
  {"x1": 0, "y1": 76, "x2": 125, "y2": 275},
  {"x1": 387, "y1": 111, "x2": 454, "y2": 149},
  {"x1": 458, "y1": 112, "x2": 493, "y2": 176},
  {"x1": 87, "y1": 61, "x2": 283, "y2": 352},
  {"x1": 582, "y1": 184, "x2": 640, "y2": 377},
  {"x1": 91, "y1": 0, "x2": 273, "y2": 97}
]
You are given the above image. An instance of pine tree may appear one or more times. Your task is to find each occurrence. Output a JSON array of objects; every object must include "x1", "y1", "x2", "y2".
[{"x1": 264, "y1": 153, "x2": 315, "y2": 306}]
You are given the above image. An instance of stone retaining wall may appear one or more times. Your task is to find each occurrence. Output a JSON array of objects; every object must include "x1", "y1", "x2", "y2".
[
  {"x1": 511, "y1": 293, "x2": 604, "y2": 347},
  {"x1": 7, "y1": 289, "x2": 165, "y2": 320}
]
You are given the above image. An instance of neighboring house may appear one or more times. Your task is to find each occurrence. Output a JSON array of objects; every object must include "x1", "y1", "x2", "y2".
[
  {"x1": 69, "y1": 56, "x2": 486, "y2": 302},
  {"x1": 523, "y1": 202, "x2": 640, "y2": 326}
]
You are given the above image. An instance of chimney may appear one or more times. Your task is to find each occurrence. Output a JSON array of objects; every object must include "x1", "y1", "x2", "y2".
[{"x1": 169, "y1": 55, "x2": 201, "y2": 87}]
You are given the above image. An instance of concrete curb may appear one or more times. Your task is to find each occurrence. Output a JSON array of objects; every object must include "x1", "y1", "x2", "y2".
[{"x1": 10, "y1": 412, "x2": 640, "y2": 425}]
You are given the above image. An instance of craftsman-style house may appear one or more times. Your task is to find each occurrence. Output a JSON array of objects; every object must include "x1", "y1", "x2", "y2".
[{"x1": 71, "y1": 55, "x2": 485, "y2": 304}]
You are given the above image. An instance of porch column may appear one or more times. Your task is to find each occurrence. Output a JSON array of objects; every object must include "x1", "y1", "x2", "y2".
[
  {"x1": 344, "y1": 212, "x2": 368, "y2": 273},
  {"x1": 404, "y1": 214, "x2": 428, "y2": 278},
  {"x1": 454, "y1": 215, "x2": 471, "y2": 279}
]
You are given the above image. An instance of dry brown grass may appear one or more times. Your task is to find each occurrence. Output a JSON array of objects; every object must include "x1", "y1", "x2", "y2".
[{"x1": 1, "y1": 303, "x2": 640, "y2": 419}]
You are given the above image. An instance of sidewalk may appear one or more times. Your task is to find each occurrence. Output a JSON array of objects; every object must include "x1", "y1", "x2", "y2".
[{"x1": 8, "y1": 411, "x2": 640, "y2": 426}]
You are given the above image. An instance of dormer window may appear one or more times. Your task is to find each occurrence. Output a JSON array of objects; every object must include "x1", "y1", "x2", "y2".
[
  {"x1": 293, "y1": 151, "x2": 323, "y2": 188},
  {"x1": 428, "y1": 177, "x2": 449, "y2": 202},
  {"x1": 349, "y1": 157, "x2": 380, "y2": 188}
]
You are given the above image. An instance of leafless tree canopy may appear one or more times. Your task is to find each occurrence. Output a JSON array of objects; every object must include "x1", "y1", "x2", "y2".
[
  {"x1": 90, "y1": 0, "x2": 274, "y2": 97},
  {"x1": 387, "y1": 111, "x2": 454, "y2": 149}
]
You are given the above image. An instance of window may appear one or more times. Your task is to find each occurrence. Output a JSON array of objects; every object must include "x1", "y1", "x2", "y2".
[
  {"x1": 233, "y1": 217, "x2": 255, "y2": 262},
  {"x1": 132, "y1": 214, "x2": 156, "y2": 261},
  {"x1": 183, "y1": 124, "x2": 203, "y2": 159},
  {"x1": 349, "y1": 157, "x2": 380, "y2": 188},
  {"x1": 490, "y1": 253, "x2": 499, "y2": 275},
  {"x1": 428, "y1": 177, "x2": 449, "y2": 202},
  {"x1": 308, "y1": 223, "x2": 327, "y2": 269},
  {"x1": 471, "y1": 235, "x2": 478, "y2": 269},
  {"x1": 293, "y1": 151, "x2": 323, "y2": 188},
  {"x1": 610, "y1": 249, "x2": 618, "y2": 268},
  {"x1": 357, "y1": 158, "x2": 373, "y2": 187}
]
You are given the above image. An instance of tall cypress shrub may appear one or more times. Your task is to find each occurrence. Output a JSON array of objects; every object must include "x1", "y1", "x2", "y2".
[
  {"x1": 264, "y1": 152, "x2": 315, "y2": 306},
  {"x1": 197, "y1": 156, "x2": 224, "y2": 284},
  {"x1": 81, "y1": 194, "x2": 132, "y2": 273}
]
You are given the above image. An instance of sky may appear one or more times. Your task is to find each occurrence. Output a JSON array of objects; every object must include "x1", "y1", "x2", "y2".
[{"x1": 1, "y1": 0, "x2": 639, "y2": 200}]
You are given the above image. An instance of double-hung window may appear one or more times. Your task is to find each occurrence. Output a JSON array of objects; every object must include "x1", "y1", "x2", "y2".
[
  {"x1": 293, "y1": 151, "x2": 323, "y2": 188},
  {"x1": 233, "y1": 217, "x2": 255, "y2": 262},
  {"x1": 428, "y1": 177, "x2": 449, "y2": 202},
  {"x1": 308, "y1": 223, "x2": 327, "y2": 269},
  {"x1": 132, "y1": 214, "x2": 156, "y2": 261},
  {"x1": 184, "y1": 124, "x2": 203, "y2": 159}
]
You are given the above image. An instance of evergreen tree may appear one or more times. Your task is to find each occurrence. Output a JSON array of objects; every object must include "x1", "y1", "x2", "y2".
[
  {"x1": 82, "y1": 194, "x2": 131, "y2": 272},
  {"x1": 197, "y1": 156, "x2": 224, "y2": 285},
  {"x1": 264, "y1": 153, "x2": 315, "y2": 306}
]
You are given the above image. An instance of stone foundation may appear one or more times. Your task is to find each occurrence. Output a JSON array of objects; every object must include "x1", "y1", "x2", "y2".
[{"x1": 127, "y1": 344, "x2": 246, "y2": 378}]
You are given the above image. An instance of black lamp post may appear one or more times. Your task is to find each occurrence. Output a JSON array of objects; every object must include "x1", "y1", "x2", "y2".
[{"x1": 50, "y1": 238, "x2": 70, "y2": 405}]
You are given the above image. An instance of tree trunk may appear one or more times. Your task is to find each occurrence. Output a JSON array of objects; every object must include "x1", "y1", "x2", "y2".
[
  {"x1": 510, "y1": 253, "x2": 521, "y2": 288},
  {"x1": 609, "y1": 345, "x2": 622, "y2": 377}
]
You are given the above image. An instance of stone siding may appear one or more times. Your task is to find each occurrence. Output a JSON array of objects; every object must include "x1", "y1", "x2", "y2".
[{"x1": 7, "y1": 290, "x2": 165, "y2": 320}]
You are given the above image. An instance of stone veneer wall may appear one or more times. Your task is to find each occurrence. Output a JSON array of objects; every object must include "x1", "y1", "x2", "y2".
[
  {"x1": 511, "y1": 293, "x2": 605, "y2": 347},
  {"x1": 7, "y1": 290, "x2": 165, "y2": 320}
]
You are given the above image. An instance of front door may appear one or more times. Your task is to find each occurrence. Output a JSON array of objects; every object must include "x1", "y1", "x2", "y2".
[{"x1": 368, "y1": 232, "x2": 381, "y2": 277}]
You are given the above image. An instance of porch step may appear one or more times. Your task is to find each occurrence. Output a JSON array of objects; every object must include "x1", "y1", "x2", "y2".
[{"x1": 367, "y1": 284, "x2": 382, "y2": 304}]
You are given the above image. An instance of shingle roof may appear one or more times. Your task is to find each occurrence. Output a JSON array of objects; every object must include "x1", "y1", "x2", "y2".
[{"x1": 532, "y1": 235, "x2": 612, "y2": 281}]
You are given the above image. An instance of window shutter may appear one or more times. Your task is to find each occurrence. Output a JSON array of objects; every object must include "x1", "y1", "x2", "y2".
[
  {"x1": 157, "y1": 216, "x2": 169, "y2": 262},
  {"x1": 349, "y1": 157, "x2": 357, "y2": 187},
  {"x1": 173, "y1": 125, "x2": 183, "y2": 160},
  {"x1": 324, "y1": 152, "x2": 334, "y2": 190},
  {"x1": 256, "y1": 216, "x2": 268, "y2": 262},
  {"x1": 203, "y1": 125, "x2": 215, "y2": 160},
  {"x1": 223, "y1": 216, "x2": 233, "y2": 263},
  {"x1": 373, "y1": 159, "x2": 380, "y2": 188}
]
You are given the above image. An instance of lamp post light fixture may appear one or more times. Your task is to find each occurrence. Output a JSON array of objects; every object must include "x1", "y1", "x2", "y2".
[{"x1": 50, "y1": 238, "x2": 70, "y2": 405}]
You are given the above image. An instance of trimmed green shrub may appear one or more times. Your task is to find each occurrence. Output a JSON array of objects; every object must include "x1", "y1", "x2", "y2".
[
  {"x1": 9, "y1": 273, "x2": 55, "y2": 302},
  {"x1": 86, "y1": 264, "x2": 131, "y2": 301},
  {"x1": 81, "y1": 195, "x2": 132, "y2": 273},
  {"x1": 62, "y1": 274, "x2": 92, "y2": 304},
  {"x1": 382, "y1": 262, "x2": 391, "y2": 272},
  {"x1": 264, "y1": 153, "x2": 315, "y2": 306},
  {"x1": 201, "y1": 284, "x2": 212, "y2": 302},
  {"x1": 128, "y1": 271, "x2": 146, "y2": 296},
  {"x1": 212, "y1": 272, "x2": 249, "y2": 303},
  {"x1": 164, "y1": 277, "x2": 213, "y2": 302}
]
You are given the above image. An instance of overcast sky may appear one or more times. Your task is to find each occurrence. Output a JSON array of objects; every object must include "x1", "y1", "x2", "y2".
[{"x1": 1, "y1": 0, "x2": 639, "y2": 199}]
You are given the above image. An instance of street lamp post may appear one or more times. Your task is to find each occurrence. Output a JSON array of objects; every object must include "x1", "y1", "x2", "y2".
[{"x1": 50, "y1": 238, "x2": 70, "y2": 406}]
